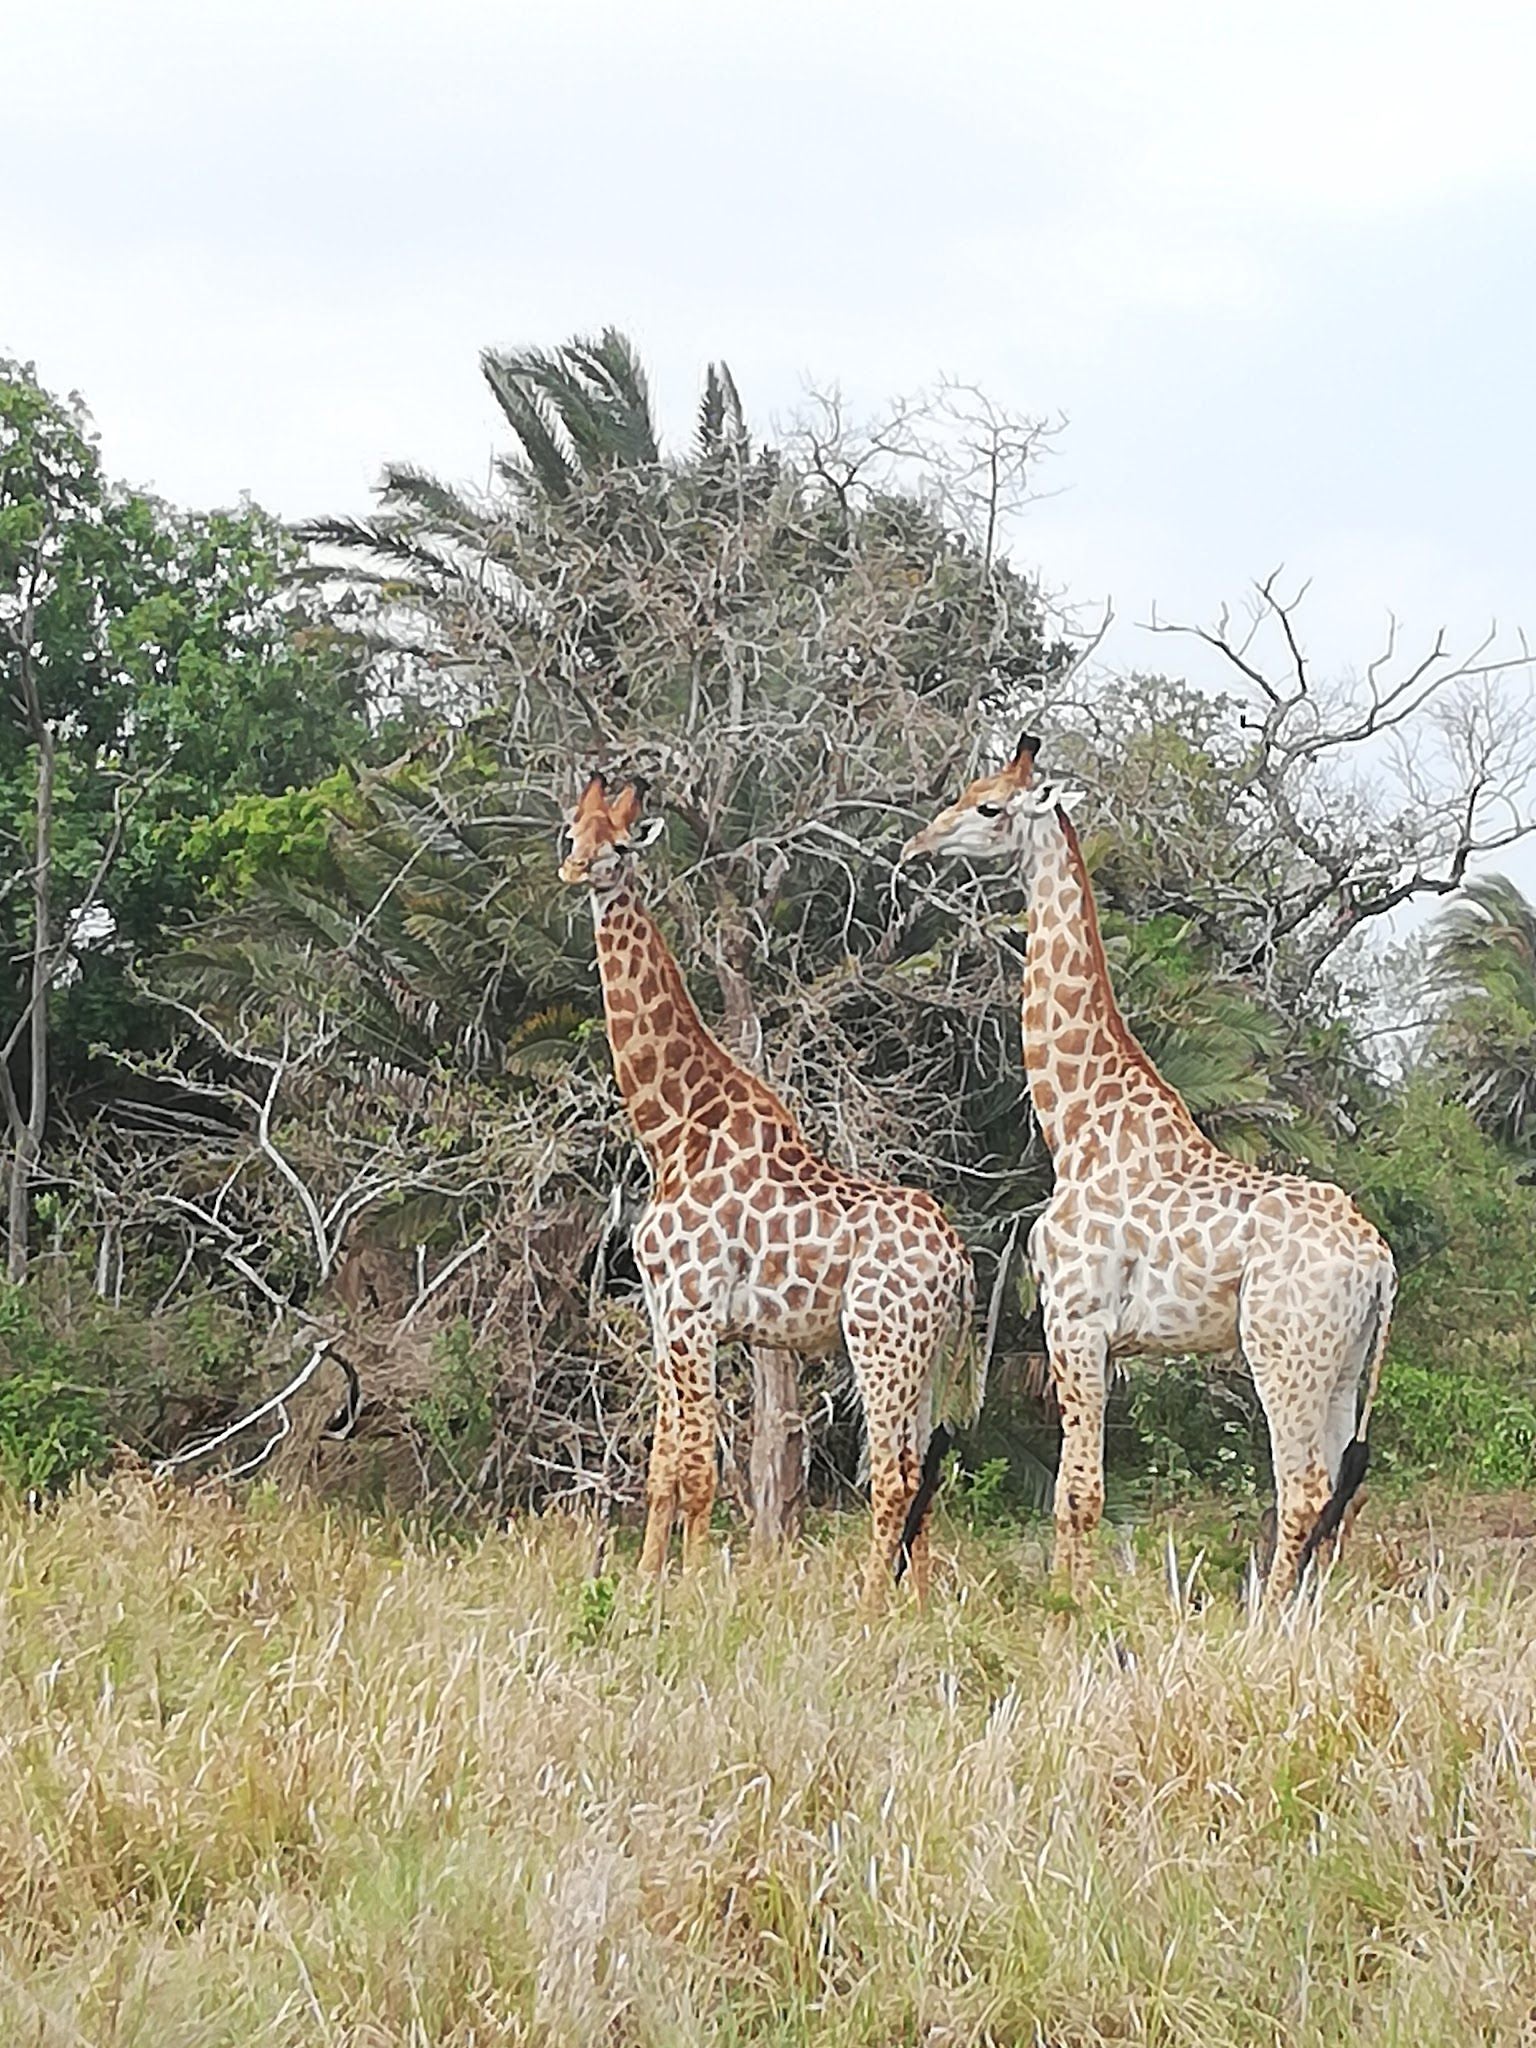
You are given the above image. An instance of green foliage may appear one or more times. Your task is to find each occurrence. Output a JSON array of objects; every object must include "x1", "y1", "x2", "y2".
[
  {"x1": 8, "y1": 333, "x2": 1536, "y2": 1522},
  {"x1": 410, "y1": 1321, "x2": 498, "y2": 1491},
  {"x1": 574, "y1": 1572, "x2": 618, "y2": 1644},
  {"x1": 0, "y1": 356, "x2": 380, "y2": 1099},
  {"x1": 1119, "y1": 1358, "x2": 1268, "y2": 1500},
  {"x1": 184, "y1": 769, "x2": 360, "y2": 901},
  {"x1": 0, "y1": 1276, "x2": 259, "y2": 1496},
  {"x1": 0, "y1": 1285, "x2": 110, "y2": 1493},
  {"x1": 1098, "y1": 907, "x2": 1307, "y2": 1159},
  {"x1": 1428, "y1": 873, "x2": 1536, "y2": 1162},
  {"x1": 933, "y1": 1405, "x2": 1060, "y2": 1527},
  {"x1": 1375, "y1": 1359, "x2": 1536, "y2": 1490},
  {"x1": 1344, "y1": 1082, "x2": 1536, "y2": 1388},
  {"x1": 941, "y1": 1450, "x2": 1015, "y2": 1528},
  {"x1": 210, "y1": 326, "x2": 1076, "y2": 1289}
]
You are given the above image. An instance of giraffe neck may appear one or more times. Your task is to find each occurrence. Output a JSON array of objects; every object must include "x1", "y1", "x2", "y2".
[
  {"x1": 590, "y1": 881, "x2": 798, "y2": 1175},
  {"x1": 1021, "y1": 817, "x2": 1207, "y2": 1162}
]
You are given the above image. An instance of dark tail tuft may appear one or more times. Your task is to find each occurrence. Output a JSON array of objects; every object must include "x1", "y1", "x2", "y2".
[
  {"x1": 894, "y1": 1425, "x2": 952, "y2": 1583},
  {"x1": 1295, "y1": 1436, "x2": 1369, "y2": 1585},
  {"x1": 322, "y1": 1352, "x2": 363, "y2": 1440}
]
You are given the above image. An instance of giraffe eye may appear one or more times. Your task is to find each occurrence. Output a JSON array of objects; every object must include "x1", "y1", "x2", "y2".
[{"x1": 976, "y1": 803, "x2": 1004, "y2": 818}]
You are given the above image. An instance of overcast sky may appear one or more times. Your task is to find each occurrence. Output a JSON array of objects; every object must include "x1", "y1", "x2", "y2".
[{"x1": 8, "y1": 0, "x2": 1536, "y2": 890}]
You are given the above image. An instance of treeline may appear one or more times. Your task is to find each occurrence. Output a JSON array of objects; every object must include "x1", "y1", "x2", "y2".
[{"x1": 2, "y1": 338, "x2": 1534, "y2": 1516}]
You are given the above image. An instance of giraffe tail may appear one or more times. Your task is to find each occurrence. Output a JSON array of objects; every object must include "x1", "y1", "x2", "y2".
[
  {"x1": 895, "y1": 1424, "x2": 952, "y2": 1582},
  {"x1": 934, "y1": 1246, "x2": 990, "y2": 1432},
  {"x1": 1296, "y1": 1260, "x2": 1396, "y2": 1583}
]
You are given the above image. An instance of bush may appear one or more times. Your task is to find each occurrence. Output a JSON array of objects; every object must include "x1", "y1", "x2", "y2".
[
  {"x1": 0, "y1": 1279, "x2": 263, "y2": 1496},
  {"x1": 1118, "y1": 1357, "x2": 1269, "y2": 1501},
  {"x1": 0, "y1": 1286, "x2": 111, "y2": 1494},
  {"x1": 1375, "y1": 1359, "x2": 1536, "y2": 1491},
  {"x1": 409, "y1": 1319, "x2": 500, "y2": 1497}
]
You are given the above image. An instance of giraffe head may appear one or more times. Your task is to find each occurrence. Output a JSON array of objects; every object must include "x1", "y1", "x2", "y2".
[
  {"x1": 558, "y1": 774, "x2": 665, "y2": 890},
  {"x1": 901, "y1": 733, "x2": 1083, "y2": 867}
]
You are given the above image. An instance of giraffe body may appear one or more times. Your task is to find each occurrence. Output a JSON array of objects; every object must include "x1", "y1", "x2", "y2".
[
  {"x1": 562, "y1": 777, "x2": 977, "y2": 1602},
  {"x1": 905, "y1": 737, "x2": 1395, "y2": 1605}
]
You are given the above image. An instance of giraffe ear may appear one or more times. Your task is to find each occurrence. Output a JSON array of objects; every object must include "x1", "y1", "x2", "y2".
[
  {"x1": 628, "y1": 816, "x2": 666, "y2": 850},
  {"x1": 573, "y1": 773, "x2": 609, "y2": 817},
  {"x1": 608, "y1": 781, "x2": 644, "y2": 833},
  {"x1": 1039, "y1": 784, "x2": 1084, "y2": 815}
]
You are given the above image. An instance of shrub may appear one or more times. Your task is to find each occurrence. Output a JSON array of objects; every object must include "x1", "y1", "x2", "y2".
[
  {"x1": 1375, "y1": 1359, "x2": 1536, "y2": 1491},
  {"x1": 0, "y1": 1285, "x2": 111, "y2": 1494}
]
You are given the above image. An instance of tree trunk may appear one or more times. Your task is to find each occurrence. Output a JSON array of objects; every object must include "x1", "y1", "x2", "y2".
[
  {"x1": 7, "y1": 703, "x2": 52, "y2": 1284},
  {"x1": 749, "y1": 1344, "x2": 807, "y2": 1554}
]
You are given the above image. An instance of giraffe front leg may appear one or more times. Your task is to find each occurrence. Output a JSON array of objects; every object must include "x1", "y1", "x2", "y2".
[
  {"x1": 638, "y1": 1354, "x2": 682, "y2": 1579},
  {"x1": 844, "y1": 1311, "x2": 928, "y2": 1613},
  {"x1": 1048, "y1": 1326, "x2": 1109, "y2": 1602}
]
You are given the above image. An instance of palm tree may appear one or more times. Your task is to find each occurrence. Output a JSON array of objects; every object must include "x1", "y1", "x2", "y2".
[
  {"x1": 1429, "y1": 874, "x2": 1536, "y2": 1157},
  {"x1": 274, "y1": 326, "x2": 1066, "y2": 1534},
  {"x1": 165, "y1": 773, "x2": 591, "y2": 1079},
  {"x1": 299, "y1": 328, "x2": 741, "y2": 571}
]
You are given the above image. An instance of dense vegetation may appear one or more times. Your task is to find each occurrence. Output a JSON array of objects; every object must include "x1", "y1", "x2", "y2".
[{"x1": 2, "y1": 340, "x2": 1534, "y2": 1525}]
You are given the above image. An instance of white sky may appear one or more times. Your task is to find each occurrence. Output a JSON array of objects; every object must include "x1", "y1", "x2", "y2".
[{"x1": 7, "y1": 0, "x2": 1536, "y2": 894}]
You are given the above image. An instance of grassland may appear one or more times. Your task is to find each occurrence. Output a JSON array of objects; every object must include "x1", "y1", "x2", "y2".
[{"x1": 0, "y1": 1478, "x2": 1534, "y2": 2047}]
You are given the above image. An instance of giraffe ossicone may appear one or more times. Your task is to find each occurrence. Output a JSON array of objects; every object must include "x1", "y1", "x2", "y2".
[
  {"x1": 903, "y1": 733, "x2": 1396, "y2": 1608},
  {"x1": 560, "y1": 771, "x2": 980, "y2": 1605}
]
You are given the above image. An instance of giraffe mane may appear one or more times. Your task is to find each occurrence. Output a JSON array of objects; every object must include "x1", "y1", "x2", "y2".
[{"x1": 1055, "y1": 811, "x2": 1203, "y2": 1132}]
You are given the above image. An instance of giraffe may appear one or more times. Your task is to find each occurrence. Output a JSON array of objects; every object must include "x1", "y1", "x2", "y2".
[
  {"x1": 902, "y1": 735, "x2": 1395, "y2": 1607},
  {"x1": 559, "y1": 773, "x2": 981, "y2": 1604}
]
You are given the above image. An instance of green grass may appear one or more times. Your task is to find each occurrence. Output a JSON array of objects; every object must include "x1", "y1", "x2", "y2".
[{"x1": 1, "y1": 1477, "x2": 1534, "y2": 2045}]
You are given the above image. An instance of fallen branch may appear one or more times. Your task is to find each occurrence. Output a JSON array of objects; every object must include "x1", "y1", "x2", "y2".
[{"x1": 156, "y1": 1339, "x2": 335, "y2": 1478}]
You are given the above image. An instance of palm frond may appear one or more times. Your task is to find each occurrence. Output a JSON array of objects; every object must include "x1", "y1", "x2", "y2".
[
  {"x1": 376, "y1": 464, "x2": 498, "y2": 536},
  {"x1": 480, "y1": 350, "x2": 578, "y2": 500},
  {"x1": 697, "y1": 360, "x2": 749, "y2": 461}
]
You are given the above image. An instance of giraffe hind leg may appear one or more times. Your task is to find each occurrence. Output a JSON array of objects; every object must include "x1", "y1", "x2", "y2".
[
  {"x1": 1243, "y1": 1297, "x2": 1342, "y2": 1609},
  {"x1": 638, "y1": 1357, "x2": 682, "y2": 1578},
  {"x1": 843, "y1": 1307, "x2": 929, "y2": 1610},
  {"x1": 1046, "y1": 1323, "x2": 1110, "y2": 1602}
]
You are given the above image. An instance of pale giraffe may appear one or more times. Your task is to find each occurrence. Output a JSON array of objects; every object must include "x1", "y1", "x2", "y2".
[
  {"x1": 902, "y1": 735, "x2": 1395, "y2": 1606},
  {"x1": 559, "y1": 773, "x2": 981, "y2": 1603}
]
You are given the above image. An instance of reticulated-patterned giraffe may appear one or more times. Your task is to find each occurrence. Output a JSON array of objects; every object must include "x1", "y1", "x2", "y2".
[
  {"x1": 559, "y1": 774, "x2": 980, "y2": 1604},
  {"x1": 902, "y1": 735, "x2": 1395, "y2": 1606}
]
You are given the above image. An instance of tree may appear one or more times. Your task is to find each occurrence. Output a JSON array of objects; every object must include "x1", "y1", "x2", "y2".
[
  {"x1": 0, "y1": 359, "x2": 376, "y2": 1277},
  {"x1": 1427, "y1": 873, "x2": 1536, "y2": 1160},
  {"x1": 1113, "y1": 581, "x2": 1536, "y2": 1003},
  {"x1": 287, "y1": 332, "x2": 1074, "y2": 1536}
]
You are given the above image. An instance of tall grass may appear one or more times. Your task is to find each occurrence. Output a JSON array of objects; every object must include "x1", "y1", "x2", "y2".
[{"x1": 0, "y1": 1478, "x2": 1533, "y2": 2045}]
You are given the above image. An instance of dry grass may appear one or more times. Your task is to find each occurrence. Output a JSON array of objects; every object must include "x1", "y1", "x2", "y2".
[{"x1": 1, "y1": 1480, "x2": 1534, "y2": 2046}]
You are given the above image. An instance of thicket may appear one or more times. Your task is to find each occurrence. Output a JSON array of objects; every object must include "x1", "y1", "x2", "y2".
[{"x1": 2, "y1": 339, "x2": 1534, "y2": 1522}]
